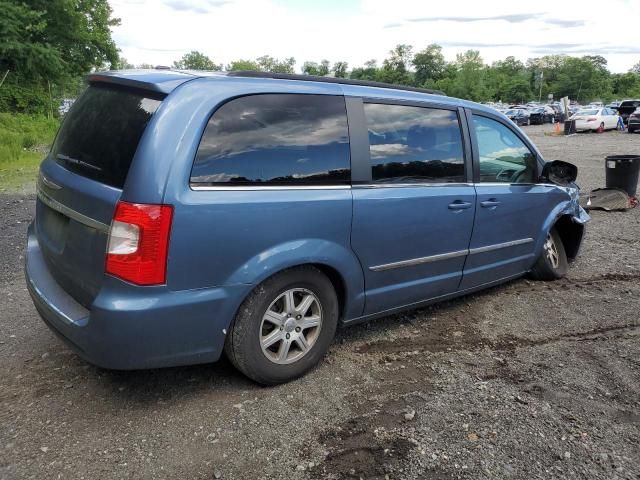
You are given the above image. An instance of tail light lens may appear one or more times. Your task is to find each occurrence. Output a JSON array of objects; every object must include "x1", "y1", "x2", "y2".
[
  {"x1": 587, "y1": 117, "x2": 597, "y2": 122},
  {"x1": 106, "y1": 201, "x2": 173, "y2": 285}
]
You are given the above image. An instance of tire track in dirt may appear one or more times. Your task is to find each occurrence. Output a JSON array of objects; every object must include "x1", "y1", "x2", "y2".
[
  {"x1": 356, "y1": 322, "x2": 639, "y2": 356},
  {"x1": 502, "y1": 272, "x2": 640, "y2": 295}
]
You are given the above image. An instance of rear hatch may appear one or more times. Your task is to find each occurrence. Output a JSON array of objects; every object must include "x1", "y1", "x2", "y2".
[
  {"x1": 35, "y1": 82, "x2": 164, "y2": 307},
  {"x1": 619, "y1": 100, "x2": 640, "y2": 120}
]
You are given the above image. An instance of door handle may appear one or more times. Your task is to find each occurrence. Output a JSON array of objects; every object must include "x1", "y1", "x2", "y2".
[
  {"x1": 448, "y1": 200, "x2": 473, "y2": 210},
  {"x1": 481, "y1": 199, "x2": 501, "y2": 208}
]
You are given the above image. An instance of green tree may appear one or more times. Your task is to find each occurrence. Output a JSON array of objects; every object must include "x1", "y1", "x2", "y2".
[
  {"x1": 551, "y1": 56, "x2": 611, "y2": 102},
  {"x1": 302, "y1": 60, "x2": 330, "y2": 76},
  {"x1": 378, "y1": 44, "x2": 413, "y2": 85},
  {"x1": 0, "y1": 2, "x2": 63, "y2": 81},
  {"x1": 173, "y1": 51, "x2": 221, "y2": 70},
  {"x1": 256, "y1": 56, "x2": 296, "y2": 73},
  {"x1": 612, "y1": 72, "x2": 640, "y2": 97},
  {"x1": 332, "y1": 61, "x2": 348, "y2": 78},
  {"x1": 226, "y1": 59, "x2": 259, "y2": 71},
  {"x1": 449, "y1": 50, "x2": 487, "y2": 101},
  {"x1": 0, "y1": 0, "x2": 120, "y2": 114},
  {"x1": 412, "y1": 44, "x2": 446, "y2": 86},
  {"x1": 350, "y1": 59, "x2": 379, "y2": 81},
  {"x1": 484, "y1": 56, "x2": 530, "y2": 102},
  {"x1": 504, "y1": 78, "x2": 532, "y2": 104}
]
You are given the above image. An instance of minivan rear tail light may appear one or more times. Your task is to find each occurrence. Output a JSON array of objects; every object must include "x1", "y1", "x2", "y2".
[{"x1": 106, "y1": 201, "x2": 173, "y2": 285}]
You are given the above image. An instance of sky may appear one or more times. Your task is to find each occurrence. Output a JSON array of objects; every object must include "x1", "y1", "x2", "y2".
[{"x1": 111, "y1": 0, "x2": 640, "y2": 73}]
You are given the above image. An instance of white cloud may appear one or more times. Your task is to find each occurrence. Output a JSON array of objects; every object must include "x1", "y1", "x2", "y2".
[{"x1": 110, "y1": 0, "x2": 640, "y2": 72}]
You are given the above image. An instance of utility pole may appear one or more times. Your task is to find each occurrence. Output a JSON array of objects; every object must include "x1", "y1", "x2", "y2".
[{"x1": 538, "y1": 71, "x2": 543, "y2": 103}]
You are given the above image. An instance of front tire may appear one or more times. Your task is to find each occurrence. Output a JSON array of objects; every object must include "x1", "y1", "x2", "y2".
[
  {"x1": 225, "y1": 266, "x2": 338, "y2": 385},
  {"x1": 529, "y1": 228, "x2": 568, "y2": 280}
]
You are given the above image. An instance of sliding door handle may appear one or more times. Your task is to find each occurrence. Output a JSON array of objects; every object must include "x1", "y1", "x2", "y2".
[
  {"x1": 448, "y1": 201, "x2": 473, "y2": 210},
  {"x1": 481, "y1": 199, "x2": 501, "y2": 208}
]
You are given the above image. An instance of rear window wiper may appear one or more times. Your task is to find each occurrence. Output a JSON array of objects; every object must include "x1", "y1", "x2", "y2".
[{"x1": 56, "y1": 154, "x2": 103, "y2": 172}]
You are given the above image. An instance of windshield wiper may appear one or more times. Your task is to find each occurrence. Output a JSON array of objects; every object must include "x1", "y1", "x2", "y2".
[{"x1": 56, "y1": 154, "x2": 103, "y2": 172}]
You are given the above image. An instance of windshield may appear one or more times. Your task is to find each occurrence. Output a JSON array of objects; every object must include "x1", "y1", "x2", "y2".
[{"x1": 51, "y1": 84, "x2": 163, "y2": 188}]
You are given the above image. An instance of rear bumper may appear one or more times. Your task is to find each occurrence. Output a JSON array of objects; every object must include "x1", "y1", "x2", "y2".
[{"x1": 25, "y1": 223, "x2": 249, "y2": 369}]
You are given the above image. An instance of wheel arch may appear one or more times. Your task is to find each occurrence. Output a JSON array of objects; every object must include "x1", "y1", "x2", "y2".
[
  {"x1": 224, "y1": 239, "x2": 366, "y2": 322},
  {"x1": 553, "y1": 214, "x2": 585, "y2": 261},
  {"x1": 536, "y1": 194, "x2": 588, "y2": 264}
]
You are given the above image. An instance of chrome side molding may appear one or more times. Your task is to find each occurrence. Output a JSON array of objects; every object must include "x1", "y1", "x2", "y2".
[
  {"x1": 369, "y1": 249, "x2": 468, "y2": 272},
  {"x1": 369, "y1": 238, "x2": 534, "y2": 272},
  {"x1": 468, "y1": 238, "x2": 533, "y2": 255}
]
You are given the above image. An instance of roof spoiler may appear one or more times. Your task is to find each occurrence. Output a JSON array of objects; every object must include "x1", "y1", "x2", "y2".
[{"x1": 86, "y1": 71, "x2": 196, "y2": 95}]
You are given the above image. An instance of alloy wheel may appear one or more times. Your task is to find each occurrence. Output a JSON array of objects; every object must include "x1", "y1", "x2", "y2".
[
  {"x1": 544, "y1": 234, "x2": 560, "y2": 269},
  {"x1": 259, "y1": 288, "x2": 323, "y2": 364}
]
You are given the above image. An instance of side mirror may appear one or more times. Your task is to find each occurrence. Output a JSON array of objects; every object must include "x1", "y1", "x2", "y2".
[{"x1": 540, "y1": 160, "x2": 578, "y2": 186}]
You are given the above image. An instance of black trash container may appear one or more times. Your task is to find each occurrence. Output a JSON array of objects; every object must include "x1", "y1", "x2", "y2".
[
  {"x1": 564, "y1": 120, "x2": 576, "y2": 135},
  {"x1": 605, "y1": 155, "x2": 640, "y2": 196}
]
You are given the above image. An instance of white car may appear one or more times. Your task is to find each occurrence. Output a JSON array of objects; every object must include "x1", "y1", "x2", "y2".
[{"x1": 570, "y1": 108, "x2": 619, "y2": 132}]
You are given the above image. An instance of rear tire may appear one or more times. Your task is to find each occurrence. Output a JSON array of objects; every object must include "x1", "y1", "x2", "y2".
[
  {"x1": 225, "y1": 266, "x2": 338, "y2": 385},
  {"x1": 529, "y1": 228, "x2": 568, "y2": 281}
]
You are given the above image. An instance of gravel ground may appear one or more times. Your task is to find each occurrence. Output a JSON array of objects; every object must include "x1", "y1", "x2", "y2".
[{"x1": 1, "y1": 125, "x2": 639, "y2": 480}]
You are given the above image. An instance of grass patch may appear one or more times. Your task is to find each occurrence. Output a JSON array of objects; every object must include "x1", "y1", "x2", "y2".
[{"x1": 0, "y1": 113, "x2": 59, "y2": 193}]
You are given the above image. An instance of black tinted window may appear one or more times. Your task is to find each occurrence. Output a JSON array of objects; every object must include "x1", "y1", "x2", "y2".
[
  {"x1": 363, "y1": 103, "x2": 465, "y2": 183},
  {"x1": 191, "y1": 94, "x2": 350, "y2": 186},
  {"x1": 52, "y1": 84, "x2": 162, "y2": 188}
]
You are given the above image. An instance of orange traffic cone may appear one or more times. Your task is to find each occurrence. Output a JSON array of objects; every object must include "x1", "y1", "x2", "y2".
[{"x1": 554, "y1": 122, "x2": 561, "y2": 134}]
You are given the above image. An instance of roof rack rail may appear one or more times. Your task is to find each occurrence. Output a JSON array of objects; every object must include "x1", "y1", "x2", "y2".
[{"x1": 226, "y1": 71, "x2": 445, "y2": 96}]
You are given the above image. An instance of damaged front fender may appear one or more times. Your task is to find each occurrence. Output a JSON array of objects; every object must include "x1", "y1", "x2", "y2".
[{"x1": 539, "y1": 184, "x2": 590, "y2": 261}]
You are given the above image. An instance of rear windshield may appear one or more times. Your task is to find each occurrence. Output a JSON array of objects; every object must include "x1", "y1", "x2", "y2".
[
  {"x1": 576, "y1": 109, "x2": 599, "y2": 116},
  {"x1": 51, "y1": 84, "x2": 162, "y2": 188}
]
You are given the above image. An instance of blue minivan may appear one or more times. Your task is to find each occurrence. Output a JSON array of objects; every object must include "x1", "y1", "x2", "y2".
[{"x1": 25, "y1": 70, "x2": 589, "y2": 384}]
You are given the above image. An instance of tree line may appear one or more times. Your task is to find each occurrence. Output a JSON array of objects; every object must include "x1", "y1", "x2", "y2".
[
  {"x1": 2, "y1": 0, "x2": 639, "y2": 116},
  {"x1": 162, "y1": 46, "x2": 640, "y2": 105}
]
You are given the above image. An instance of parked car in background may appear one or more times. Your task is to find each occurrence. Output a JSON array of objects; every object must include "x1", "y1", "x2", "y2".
[
  {"x1": 617, "y1": 100, "x2": 640, "y2": 125},
  {"x1": 548, "y1": 104, "x2": 566, "y2": 122},
  {"x1": 529, "y1": 106, "x2": 555, "y2": 125},
  {"x1": 25, "y1": 70, "x2": 589, "y2": 384},
  {"x1": 570, "y1": 108, "x2": 619, "y2": 132},
  {"x1": 628, "y1": 108, "x2": 640, "y2": 133},
  {"x1": 505, "y1": 108, "x2": 530, "y2": 126}
]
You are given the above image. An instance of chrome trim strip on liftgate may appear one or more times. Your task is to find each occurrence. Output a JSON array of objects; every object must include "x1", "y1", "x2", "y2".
[
  {"x1": 36, "y1": 187, "x2": 110, "y2": 233},
  {"x1": 368, "y1": 238, "x2": 534, "y2": 272}
]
